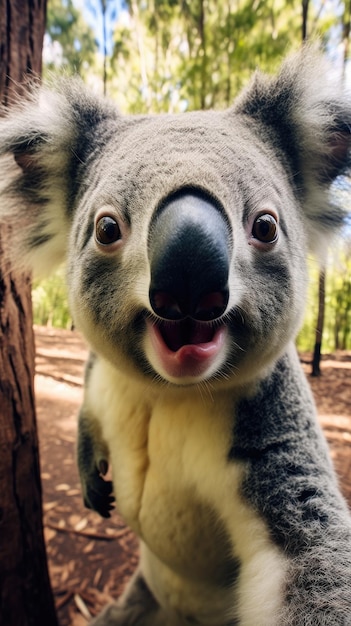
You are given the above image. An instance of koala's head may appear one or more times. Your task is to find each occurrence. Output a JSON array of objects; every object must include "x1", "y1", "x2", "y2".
[{"x1": 0, "y1": 48, "x2": 350, "y2": 388}]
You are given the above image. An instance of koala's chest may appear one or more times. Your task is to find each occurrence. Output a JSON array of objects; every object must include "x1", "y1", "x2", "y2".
[
  {"x1": 97, "y1": 380, "x2": 238, "y2": 583},
  {"x1": 134, "y1": 405, "x2": 238, "y2": 584}
]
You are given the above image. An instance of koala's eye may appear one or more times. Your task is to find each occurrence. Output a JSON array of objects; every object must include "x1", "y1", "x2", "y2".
[
  {"x1": 95, "y1": 215, "x2": 121, "y2": 246},
  {"x1": 251, "y1": 214, "x2": 278, "y2": 243}
]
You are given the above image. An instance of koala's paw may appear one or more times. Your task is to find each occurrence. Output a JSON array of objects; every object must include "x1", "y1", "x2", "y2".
[
  {"x1": 77, "y1": 409, "x2": 115, "y2": 518},
  {"x1": 82, "y1": 460, "x2": 115, "y2": 519}
]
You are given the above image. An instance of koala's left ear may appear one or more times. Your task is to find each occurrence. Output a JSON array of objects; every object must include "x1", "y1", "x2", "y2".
[
  {"x1": 233, "y1": 46, "x2": 351, "y2": 257},
  {"x1": 0, "y1": 80, "x2": 119, "y2": 276}
]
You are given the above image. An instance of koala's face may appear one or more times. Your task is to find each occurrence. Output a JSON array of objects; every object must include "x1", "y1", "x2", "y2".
[
  {"x1": 1, "y1": 49, "x2": 349, "y2": 388},
  {"x1": 67, "y1": 112, "x2": 307, "y2": 387}
]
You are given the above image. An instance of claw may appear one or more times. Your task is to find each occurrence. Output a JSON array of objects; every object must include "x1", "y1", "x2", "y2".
[
  {"x1": 99, "y1": 459, "x2": 109, "y2": 476},
  {"x1": 82, "y1": 467, "x2": 115, "y2": 517}
]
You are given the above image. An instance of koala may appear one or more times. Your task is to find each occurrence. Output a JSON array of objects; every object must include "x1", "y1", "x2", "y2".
[{"x1": 0, "y1": 47, "x2": 351, "y2": 626}]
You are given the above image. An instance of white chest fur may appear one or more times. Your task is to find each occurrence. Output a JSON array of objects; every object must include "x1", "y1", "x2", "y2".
[
  {"x1": 86, "y1": 359, "x2": 288, "y2": 625},
  {"x1": 87, "y1": 359, "x2": 234, "y2": 535}
]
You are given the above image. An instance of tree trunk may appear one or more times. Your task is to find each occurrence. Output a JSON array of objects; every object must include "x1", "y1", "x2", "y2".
[
  {"x1": 198, "y1": 0, "x2": 207, "y2": 109},
  {"x1": 0, "y1": 1, "x2": 58, "y2": 625},
  {"x1": 101, "y1": 0, "x2": 108, "y2": 96},
  {"x1": 342, "y1": 0, "x2": 351, "y2": 80},
  {"x1": 311, "y1": 270, "x2": 326, "y2": 377},
  {"x1": 302, "y1": 0, "x2": 309, "y2": 42}
]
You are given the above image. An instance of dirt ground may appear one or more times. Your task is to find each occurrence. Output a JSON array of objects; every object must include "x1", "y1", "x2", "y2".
[{"x1": 34, "y1": 325, "x2": 351, "y2": 626}]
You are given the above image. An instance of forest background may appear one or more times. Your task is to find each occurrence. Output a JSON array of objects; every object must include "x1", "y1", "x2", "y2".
[{"x1": 36, "y1": 0, "x2": 351, "y2": 354}]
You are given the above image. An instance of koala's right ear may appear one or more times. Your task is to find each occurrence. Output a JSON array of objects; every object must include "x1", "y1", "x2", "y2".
[{"x1": 0, "y1": 80, "x2": 119, "y2": 276}]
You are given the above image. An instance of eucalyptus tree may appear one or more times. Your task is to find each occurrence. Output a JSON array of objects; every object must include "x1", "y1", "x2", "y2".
[
  {"x1": 0, "y1": 1, "x2": 58, "y2": 624},
  {"x1": 46, "y1": 0, "x2": 98, "y2": 78}
]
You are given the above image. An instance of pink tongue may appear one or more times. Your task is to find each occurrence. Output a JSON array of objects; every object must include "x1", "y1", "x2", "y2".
[
  {"x1": 147, "y1": 319, "x2": 227, "y2": 381},
  {"x1": 160, "y1": 319, "x2": 214, "y2": 352}
]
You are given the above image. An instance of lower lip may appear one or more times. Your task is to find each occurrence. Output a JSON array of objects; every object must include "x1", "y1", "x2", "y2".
[{"x1": 146, "y1": 320, "x2": 227, "y2": 381}]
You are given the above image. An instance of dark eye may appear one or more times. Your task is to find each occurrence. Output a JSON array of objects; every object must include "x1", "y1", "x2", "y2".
[
  {"x1": 252, "y1": 214, "x2": 278, "y2": 243},
  {"x1": 95, "y1": 215, "x2": 121, "y2": 246}
]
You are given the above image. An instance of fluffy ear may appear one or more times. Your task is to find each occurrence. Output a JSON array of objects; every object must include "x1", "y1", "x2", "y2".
[
  {"x1": 0, "y1": 80, "x2": 118, "y2": 276},
  {"x1": 234, "y1": 46, "x2": 351, "y2": 259}
]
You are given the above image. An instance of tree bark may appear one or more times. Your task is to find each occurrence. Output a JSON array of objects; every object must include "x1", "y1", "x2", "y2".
[
  {"x1": 198, "y1": 0, "x2": 207, "y2": 109},
  {"x1": 311, "y1": 270, "x2": 326, "y2": 377},
  {"x1": 101, "y1": 0, "x2": 108, "y2": 96},
  {"x1": 0, "y1": 1, "x2": 58, "y2": 625},
  {"x1": 302, "y1": 0, "x2": 309, "y2": 42}
]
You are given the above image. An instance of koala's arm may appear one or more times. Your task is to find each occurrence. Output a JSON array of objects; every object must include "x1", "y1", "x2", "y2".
[
  {"x1": 77, "y1": 405, "x2": 115, "y2": 519},
  {"x1": 233, "y1": 348, "x2": 351, "y2": 622}
]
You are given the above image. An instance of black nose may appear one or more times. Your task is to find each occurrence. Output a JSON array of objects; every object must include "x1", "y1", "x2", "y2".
[{"x1": 148, "y1": 192, "x2": 231, "y2": 322}]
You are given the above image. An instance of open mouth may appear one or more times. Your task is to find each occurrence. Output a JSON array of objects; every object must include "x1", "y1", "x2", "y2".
[
  {"x1": 146, "y1": 317, "x2": 227, "y2": 382},
  {"x1": 157, "y1": 318, "x2": 216, "y2": 352}
]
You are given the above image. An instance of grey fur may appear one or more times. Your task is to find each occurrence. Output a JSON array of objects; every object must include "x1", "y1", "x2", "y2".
[{"x1": 0, "y1": 47, "x2": 351, "y2": 625}]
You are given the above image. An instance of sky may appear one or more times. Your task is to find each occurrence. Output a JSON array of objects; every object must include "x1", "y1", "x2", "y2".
[{"x1": 75, "y1": 0, "x2": 126, "y2": 55}]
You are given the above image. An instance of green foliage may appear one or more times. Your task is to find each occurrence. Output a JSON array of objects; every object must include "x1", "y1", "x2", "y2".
[
  {"x1": 32, "y1": 269, "x2": 72, "y2": 329},
  {"x1": 109, "y1": 0, "x2": 337, "y2": 113},
  {"x1": 327, "y1": 243, "x2": 351, "y2": 351},
  {"x1": 45, "y1": 0, "x2": 98, "y2": 78},
  {"x1": 297, "y1": 240, "x2": 351, "y2": 353},
  {"x1": 45, "y1": 0, "x2": 341, "y2": 110}
]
